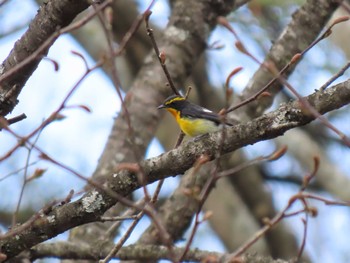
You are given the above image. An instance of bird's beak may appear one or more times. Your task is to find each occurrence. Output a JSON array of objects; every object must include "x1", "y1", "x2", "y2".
[{"x1": 157, "y1": 104, "x2": 166, "y2": 109}]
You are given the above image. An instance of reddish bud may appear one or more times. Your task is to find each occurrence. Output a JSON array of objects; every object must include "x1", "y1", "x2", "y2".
[
  {"x1": 225, "y1": 67, "x2": 243, "y2": 89},
  {"x1": 269, "y1": 146, "x2": 287, "y2": 161},
  {"x1": 202, "y1": 210, "x2": 213, "y2": 221},
  {"x1": 27, "y1": 168, "x2": 47, "y2": 182},
  {"x1": 332, "y1": 16, "x2": 350, "y2": 26},
  {"x1": 77, "y1": 105, "x2": 92, "y2": 113},
  {"x1": 55, "y1": 113, "x2": 66, "y2": 121},
  {"x1": 258, "y1": 91, "x2": 272, "y2": 99},
  {"x1": 235, "y1": 41, "x2": 248, "y2": 55},
  {"x1": 144, "y1": 10, "x2": 152, "y2": 24},
  {"x1": 39, "y1": 153, "x2": 49, "y2": 160},
  {"x1": 291, "y1": 53, "x2": 301, "y2": 64},
  {"x1": 308, "y1": 206, "x2": 318, "y2": 217},
  {"x1": 218, "y1": 108, "x2": 226, "y2": 116},
  {"x1": 159, "y1": 51, "x2": 166, "y2": 64},
  {"x1": 313, "y1": 156, "x2": 320, "y2": 174},
  {"x1": 217, "y1": 16, "x2": 234, "y2": 34}
]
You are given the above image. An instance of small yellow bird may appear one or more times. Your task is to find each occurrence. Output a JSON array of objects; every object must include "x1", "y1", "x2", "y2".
[{"x1": 158, "y1": 95, "x2": 232, "y2": 137}]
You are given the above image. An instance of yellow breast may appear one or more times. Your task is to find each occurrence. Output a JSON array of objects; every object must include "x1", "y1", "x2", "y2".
[
  {"x1": 165, "y1": 108, "x2": 220, "y2": 136},
  {"x1": 178, "y1": 117, "x2": 219, "y2": 136}
]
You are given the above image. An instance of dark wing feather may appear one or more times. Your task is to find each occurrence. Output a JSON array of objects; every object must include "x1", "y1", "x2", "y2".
[
  {"x1": 181, "y1": 103, "x2": 225, "y2": 125},
  {"x1": 181, "y1": 101, "x2": 233, "y2": 126}
]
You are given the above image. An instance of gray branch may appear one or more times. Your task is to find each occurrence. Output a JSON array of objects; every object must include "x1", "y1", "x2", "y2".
[
  {"x1": 25, "y1": 241, "x2": 289, "y2": 263},
  {"x1": 0, "y1": 0, "x2": 91, "y2": 116},
  {"x1": 0, "y1": 79, "x2": 349, "y2": 260}
]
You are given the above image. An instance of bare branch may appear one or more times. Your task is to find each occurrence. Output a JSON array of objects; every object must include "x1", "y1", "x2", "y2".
[
  {"x1": 0, "y1": 78, "x2": 349, "y2": 260},
  {"x1": 235, "y1": 0, "x2": 341, "y2": 119},
  {"x1": 25, "y1": 242, "x2": 289, "y2": 262},
  {"x1": 0, "y1": 0, "x2": 97, "y2": 116}
]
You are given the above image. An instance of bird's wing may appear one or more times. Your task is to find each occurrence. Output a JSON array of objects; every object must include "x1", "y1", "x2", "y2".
[{"x1": 181, "y1": 104, "x2": 229, "y2": 125}]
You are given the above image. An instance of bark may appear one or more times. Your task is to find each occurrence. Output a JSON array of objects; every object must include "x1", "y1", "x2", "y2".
[
  {"x1": 0, "y1": 0, "x2": 91, "y2": 116},
  {"x1": 0, "y1": 79, "x2": 349, "y2": 260},
  {"x1": 224, "y1": 0, "x2": 340, "y2": 258},
  {"x1": 26, "y1": 242, "x2": 290, "y2": 262},
  {"x1": 61, "y1": 0, "x2": 240, "y2": 261},
  {"x1": 143, "y1": 0, "x2": 341, "y2": 260},
  {"x1": 1, "y1": 1, "x2": 348, "y2": 262},
  {"x1": 235, "y1": 0, "x2": 340, "y2": 119}
]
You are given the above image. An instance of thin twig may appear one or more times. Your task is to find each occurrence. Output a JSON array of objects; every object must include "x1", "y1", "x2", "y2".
[
  {"x1": 0, "y1": 160, "x2": 40, "y2": 182},
  {"x1": 92, "y1": 1, "x2": 158, "y2": 205},
  {"x1": 296, "y1": 212, "x2": 308, "y2": 262},
  {"x1": 0, "y1": 0, "x2": 112, "y2": 85},
  {"x1": 279, "y1": 76, "x2": 350, "y2": 147},
  {"x1": 223, "y1": 14, "x2": 350, "y2": 146},
  {"x1": 225, "y1": 16, "x2": 350, "y2": 114},
  {"x1": 320, "y1": 61, "x2": 350, "y2": 91},
  {"x1": 145, "y1": 11, "x2": 180, "y2": 95},
  {"x1": 99, "y1": 215, "x2": 139, "y2": 222},
  {"x1": 228, "y1": 182, "x2": 350, "y2": 260},
  {"x1": 12, "y1": 126, "x2": 43, "y2": 226},
  {"x1": 99, "y1": 211, "x2": 144, "y2": 263}
]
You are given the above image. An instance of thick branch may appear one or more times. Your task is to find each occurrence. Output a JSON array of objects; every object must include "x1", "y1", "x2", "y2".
[
  {"x1": 69, "y1": 0, "x2": 239, "y2": 256},
  {"x1": 29, "y1": 242, "x2": 223, "y2": 262},
  {"x1": 25, "y1": 242, "x2": 288, "y2": 263},
  {"x1": 229, "y1": 0, "x2": 341, "y2": 258},
  {"x1": 0, "y1": 80, "x2": 349, "y2": 260},
  {"x1": 0, "y1": 0, "x2": 91, "y2": 116},
  {"x1": 236, "y1": 0, "x2": 340, "y2": 119}
]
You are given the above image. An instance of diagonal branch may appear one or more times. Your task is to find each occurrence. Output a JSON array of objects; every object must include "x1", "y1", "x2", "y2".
[
  {"x1": 235, "y1": 0, "x2": 340, "y2": 119},
  {"x1": 25, "y1": 241, "x2": 289, "y2": 262},
  {"x1": 145, "y1": 1, "x2": 342, "y2": 259},
  {"x1": 0, "y1": 0, "x2": 93, "y2": 116},
  {"x1": 0, "y1": 79, "x2": 349, "y2": 260},
  {"x1": 226, "y1": 0, "x2": 342, "y2": 258}
]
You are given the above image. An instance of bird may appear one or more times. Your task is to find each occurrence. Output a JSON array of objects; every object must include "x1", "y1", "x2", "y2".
[{"x1": 158, "y1": 94, "x2": 232, "y2": 137}]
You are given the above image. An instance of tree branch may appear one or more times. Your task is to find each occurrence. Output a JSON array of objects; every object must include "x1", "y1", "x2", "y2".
[
  {"x1": 0, "y1": 78, "x2": 349, "y2": 260},
  {"x1": 212, "y1": 0, "x2": 341, "y2": 258},
  {"x1": 67, "y1": 0, "x2": 241, "y2": 258},
  {"x1": 236, "y1": 0, "x2": 340, "y2": 119},
  {"x1": 24, "y1": 242, "x2": 289, "y2": 263},
  {"x1": 0, "y1": 0, "x2": 92, "y2": 116}
]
